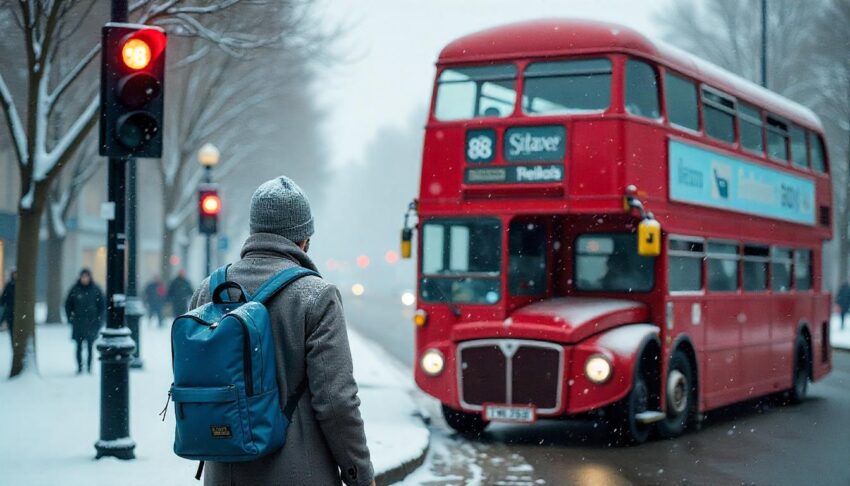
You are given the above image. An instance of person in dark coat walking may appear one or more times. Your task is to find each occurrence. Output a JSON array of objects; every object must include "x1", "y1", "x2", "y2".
[
  {"x1": 65, "y1": 269, "x2": 105, "y2": 374},
  {"x1": 167, "y1": 270, "x2": 193, "y2": 317},
  {"x1": 190, "y1": 176, "x2": 374, "y2": 486},
  {"x1": 836, "y1": 281, "x2": 850, "y2": 330},
  {"x1": 143, "y1": 275, "x2": 166, "y2": 327},
  {"x1": 1, "y1": 269, "x2": 16, "y2": 353}
]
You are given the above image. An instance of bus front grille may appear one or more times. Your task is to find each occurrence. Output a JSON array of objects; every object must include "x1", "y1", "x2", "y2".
[{"x1": 458, "y1": 339, "x2": 563, "y2": 414}]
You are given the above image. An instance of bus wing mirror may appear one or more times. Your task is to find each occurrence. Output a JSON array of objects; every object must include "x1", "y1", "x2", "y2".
[{"x1": 638, "y1": 219, "x2": 661, "y2": 257}]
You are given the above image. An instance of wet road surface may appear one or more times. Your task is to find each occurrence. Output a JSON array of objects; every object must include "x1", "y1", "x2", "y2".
[{"x1": 345, "y1": 293, "x2": 850, "y2": 486}]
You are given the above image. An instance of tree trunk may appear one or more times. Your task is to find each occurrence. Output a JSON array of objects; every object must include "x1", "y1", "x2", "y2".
[
  {"x1": 45, "y1": 228, "x2": 65, "y2": 324},
  {"x1": 10, "y1": 207, "x2": 43, "y2": 377}
]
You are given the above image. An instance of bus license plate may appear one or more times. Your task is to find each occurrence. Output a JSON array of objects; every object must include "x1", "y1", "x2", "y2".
[{"x1": 484, "y1": 404, "x2": 536, "y2": 423}]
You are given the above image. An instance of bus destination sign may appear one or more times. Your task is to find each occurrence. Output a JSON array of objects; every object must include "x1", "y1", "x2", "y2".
[
  {"x1": 465, "y1": 164, "x2": 563, "y2": 184},
  {"x1": 669, "y1": 139, "x2": 816, "y2": 225},
  {"x1": 504, "y1": 125, "x2": 565, "y2": 161}
]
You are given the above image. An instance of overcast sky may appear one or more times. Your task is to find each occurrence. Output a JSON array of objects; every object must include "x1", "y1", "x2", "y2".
[{"x1": 316, "y1": 0, "x2": 670, "y2": 167}]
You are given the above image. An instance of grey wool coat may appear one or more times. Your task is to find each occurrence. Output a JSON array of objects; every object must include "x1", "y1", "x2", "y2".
[{"x1": 190, "y1": 233, "x2": 374, "y2": 486}]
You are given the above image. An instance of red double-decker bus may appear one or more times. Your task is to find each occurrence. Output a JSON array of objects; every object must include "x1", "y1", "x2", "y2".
[{"x1": 403, "y1": 19, "x2": 832, "y2": 444}]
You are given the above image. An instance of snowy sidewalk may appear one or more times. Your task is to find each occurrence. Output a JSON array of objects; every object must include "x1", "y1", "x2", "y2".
[
  {"x1": 0, "y1": 320, "x2": 428, "y2": 485},
  {"x1": 830, "y1": 312, "x2": 850, "y2": 351}
]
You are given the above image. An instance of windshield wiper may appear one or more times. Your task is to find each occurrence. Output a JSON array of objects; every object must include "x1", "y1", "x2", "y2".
[{"x1": 427, "y1": 278, "x2": 462, "y2": 318}]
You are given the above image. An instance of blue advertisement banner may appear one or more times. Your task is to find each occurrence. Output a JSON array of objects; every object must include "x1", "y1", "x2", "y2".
[{"x1": 668, "y1": 139, "x2": 815, "y2": 225}]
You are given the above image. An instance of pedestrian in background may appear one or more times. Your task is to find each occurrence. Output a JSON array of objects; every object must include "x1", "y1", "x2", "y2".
[
  {"x1": 189, "y1": 176, "x2": 374, "y2": 486},
  {"x1": 65, "y1": 269, "x2": 105, "y2": 374},
  {"x1": 144, "y1": 275, "x2": 166, "y2": 327},
  {"x1": 836, "y1": 280, "x2": 850, "y2": 330},
  {"x1": 167, "y1": 270, "x2": 194, "y2": 318},
  {"x1": 0, "y1": 269, "x2": 16, "y2": 352}
]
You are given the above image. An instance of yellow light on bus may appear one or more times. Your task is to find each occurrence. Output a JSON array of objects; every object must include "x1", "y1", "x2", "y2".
[
  {"x1": 585, "y1": 354, "x2": 612, "y2": 384},
  {"x1": 421, "y1": 348, "x2": 444, "y2": 376},
  {"x1": 414, "y1": 309, "x2": 428, "y2": 326},
  {"x1": 122, "y1": 38, "x2": 152, "y2": 70}
]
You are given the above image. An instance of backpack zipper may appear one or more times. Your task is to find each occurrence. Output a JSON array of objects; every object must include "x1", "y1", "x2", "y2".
[{"x1": 232, "y1": 314, "x2": 254, "y2": 396}]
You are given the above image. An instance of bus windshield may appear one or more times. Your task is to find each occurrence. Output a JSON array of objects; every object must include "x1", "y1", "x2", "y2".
[
  {"x1": 433, "y1": 64, "x2": 517, "y2": 120},
  {"x1": 420, "y1": 218, "x2": 502, "y2": 304},
  {"x1": 575, "y1": 233, "x2": 655, "y2": 292}
]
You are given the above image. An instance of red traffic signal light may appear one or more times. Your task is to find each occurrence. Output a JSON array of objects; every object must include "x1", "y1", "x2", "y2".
[
  {"x1": 201, "y1": 193, "x2": 221, "y2": 215},
  {"x1": 198, "y1": 187, "x2": 220, "y2": 235},
  {"x1": 100, "y1": 23, "x2": 166, "y2": 158}
]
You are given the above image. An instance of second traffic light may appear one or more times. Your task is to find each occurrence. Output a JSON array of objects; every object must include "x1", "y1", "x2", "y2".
[
  {"x1": 100, "y1": 23, "x2": 166, "y2": 158},
  {"x1": 199, "y1": 186, "x2": 221, "y2": 235}
]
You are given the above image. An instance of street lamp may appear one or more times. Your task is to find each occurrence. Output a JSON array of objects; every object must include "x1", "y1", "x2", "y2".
[{"x1": 197, "y1": 143, "x2": 220, "y2": 276}]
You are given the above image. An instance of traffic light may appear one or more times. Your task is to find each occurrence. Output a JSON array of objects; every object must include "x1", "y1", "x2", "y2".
[
  {"x1": 198, "y1": 186, "x2": 221, "y2": 235},
  {"x1": 100, "y1": 23, "x2": 166, "y2": 158}
]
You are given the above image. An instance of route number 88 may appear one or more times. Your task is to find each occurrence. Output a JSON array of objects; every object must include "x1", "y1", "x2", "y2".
[{"x1": 467, "y1": 135, "x2": 493, "y2": 161}]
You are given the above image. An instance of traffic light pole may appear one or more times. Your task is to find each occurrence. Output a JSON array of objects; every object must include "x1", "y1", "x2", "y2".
[
  {"x1": 127, "y1": 158, "x2": 143, "y2": 369},
  {"x1": 96, "y1": 0, "x2": 136, "y2": 461},
  {"x1": 205, "y1": 165, "x2": 213, "y2": 276}
]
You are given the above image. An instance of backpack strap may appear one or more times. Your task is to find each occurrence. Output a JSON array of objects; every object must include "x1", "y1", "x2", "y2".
[
  {"x1": 250, "y1": 267, "x2": 320, "y2": 304},
  {"x1": 283, "y1": 377, "x2": 308, "y2": 422},
  {"x1": 209, "y1": 264, "x2": 231, "y2": 294}
]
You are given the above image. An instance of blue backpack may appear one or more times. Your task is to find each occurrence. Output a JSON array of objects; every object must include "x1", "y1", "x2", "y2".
[{"x1": 167, "y1": 264, "x2": 319, "y2": 480}]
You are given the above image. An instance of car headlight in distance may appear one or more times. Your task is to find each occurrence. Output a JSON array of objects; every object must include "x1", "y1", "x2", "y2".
[
  {"x1": 421, "y1": 348, "x2": 444, "y2": 376},
  {"x1": 585, "y1": 354, "x2": 612, "y2": 384},
  {"x1": 401, "y1": 291, "x2": 416, "y2": 306}
]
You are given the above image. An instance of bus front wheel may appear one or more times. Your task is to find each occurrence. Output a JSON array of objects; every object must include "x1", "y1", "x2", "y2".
[
  {"x1": 789, "y1": 335, "x2": 810, "y2": 404},
  {"x1": 610, "y1": 364, "x2": 652, "y2": 445},
  {"x1": 442, "y1": 405, "x2": 489, "y2": 436},
  {"x1": 657, "y1": 350, "x2": 697, "y2": 439}
]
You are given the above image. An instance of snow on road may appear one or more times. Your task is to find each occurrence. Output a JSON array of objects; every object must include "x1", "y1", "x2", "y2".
[{"x1": 0, "y1": 320, "x2": 428, "y2": 485}]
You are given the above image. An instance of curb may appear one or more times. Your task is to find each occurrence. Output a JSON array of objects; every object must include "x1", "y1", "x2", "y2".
[{"x1": 375, "y1": 441, "x2": 429, "y2": 485}]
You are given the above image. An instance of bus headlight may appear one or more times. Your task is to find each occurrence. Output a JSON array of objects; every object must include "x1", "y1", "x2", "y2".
[
  {"x1": 421, "y1": 348, "x2": 444, "y2": 376},
  {"x1": 585, "y1": 354, "x2": 612, "y2": 384}
]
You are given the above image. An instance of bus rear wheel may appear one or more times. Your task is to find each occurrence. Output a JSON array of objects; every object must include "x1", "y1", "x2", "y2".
[
  {"x1": 610, "y1": 365, "x2": 652, "y2": 445},
  {"x1": 788, "y1": 335, "x2": 810, "y2": 404},
  {"x1": 657, "y1": 350, "x2": 696, "y2": 439},
  {"x1": 442, "y1": 405, "x2": 489, "y2": 436}
]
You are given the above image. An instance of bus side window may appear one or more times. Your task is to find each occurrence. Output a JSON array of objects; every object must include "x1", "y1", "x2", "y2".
[
  {"x1": 771, "y1": 247, "x2": 793, "y2": 292},
  {"x1": 668, "y1": 237, "x2": 704, "y2": 292},
  {"x1": 739, "y1": 102, "x2": 764, "y2": 155},
  {"x1": 789, "y1": 124, "x2": 808, "y2": 168},
  {"x1": 808, "y1": 132, "x2": 827, "y2": 173},
  {"x1": 766, "y1": 115, "x2": 789, "y2": 162},
  {"x1": 794, "y1": 249, "x2": 813, "y2": 290},
  {"x1": 625, "y1": 60, "x2": 660, "y2": 119},
  {"x1": 742, "y1": 245, "x2": 769, "y2": 292},
  {"x1": 664, "y1": 72, "x2": 698, "y2": 131},
  {"x1": 707, "y1": 241, "x2": 739, "y2": 292},
  {"x1": 702, "y1": 87, "x2": 736, "y2": 144},
  {"x1": 509, "y1": 221, "x2": 547, "y2": 296}
]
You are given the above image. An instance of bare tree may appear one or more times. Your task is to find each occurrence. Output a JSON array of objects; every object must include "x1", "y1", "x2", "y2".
[
  {"x1": 0, "y1": 0, "x2": 291, "y2": 377},
  {"x1": 658, "y1": 0, "x2": 848, "y2": 286}
]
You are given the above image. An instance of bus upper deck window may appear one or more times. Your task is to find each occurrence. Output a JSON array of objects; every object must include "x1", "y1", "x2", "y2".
[
  {"x1": 625, "y1": 60, "x2": 660, "y2": 119},
  {"x1": 433, "y1": 64, "x2": 517, "y2": 121},
  {"x1": 702, "y1": 88, "x2": 736, "y2": 144},
  {"x1": 790, "y1": 124, "x2": 807, "y2": 168},
  {"x1": 767, "y1": 115, "x2": 789, "y2": 161},
  {"x1": 665, "y1": 73, "x2": 698, "y2": 131},
  {"x1": 522, "y1": 58, "x2": 612, "y2": 115},
  {"x1": 739, "y1": 102, "x2": 764, "y2": 155},
  {"x1": 809, "y1": 132, "x2": 826, "y2": 173}
]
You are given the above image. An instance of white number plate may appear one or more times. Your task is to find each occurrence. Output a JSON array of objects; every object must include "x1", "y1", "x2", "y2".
[{"x1": 483, "y1": 404, "x2": 536, "y2": 423}]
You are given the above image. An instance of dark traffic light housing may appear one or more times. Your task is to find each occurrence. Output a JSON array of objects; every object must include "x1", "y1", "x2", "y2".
[
  {"x1": 100, "y1": 23, "x2": 166, "y2": 158},
  {"x1": 198, "y1": 186, "x2": 221, "y2": 235}
]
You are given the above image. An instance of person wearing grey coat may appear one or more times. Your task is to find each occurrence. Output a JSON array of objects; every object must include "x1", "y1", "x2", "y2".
[{"x1": 190, "y1": 176, "x2": 375, "y2": 486}]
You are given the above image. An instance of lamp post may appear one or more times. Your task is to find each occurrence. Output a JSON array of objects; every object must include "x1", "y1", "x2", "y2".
[{"x1": 197, "y1": 143, "x2": 220, "y2": 276}]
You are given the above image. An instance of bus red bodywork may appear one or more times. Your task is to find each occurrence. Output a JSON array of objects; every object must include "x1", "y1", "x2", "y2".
[{"x1": 411, "y1": 19, "x2": 832, "y2": 443}]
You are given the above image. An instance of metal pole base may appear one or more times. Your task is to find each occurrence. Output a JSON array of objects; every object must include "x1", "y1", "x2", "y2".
[{"x1": 95, "y1": 327, "x2": 136, "y2": 460}]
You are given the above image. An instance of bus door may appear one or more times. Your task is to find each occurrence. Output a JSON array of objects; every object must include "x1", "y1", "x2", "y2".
[{"x1": 703, "y1": 241, "x2": 743, "y2": 408}]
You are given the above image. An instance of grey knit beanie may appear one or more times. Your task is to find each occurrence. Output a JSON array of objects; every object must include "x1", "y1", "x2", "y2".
[{"x1": 249, "y1": 176, "x2": 314, "y2": 243}]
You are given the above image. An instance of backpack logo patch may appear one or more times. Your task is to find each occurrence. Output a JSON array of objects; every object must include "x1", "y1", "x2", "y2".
[{"x1": 210, "y1": 425, "x2": 232, "y2": 439}]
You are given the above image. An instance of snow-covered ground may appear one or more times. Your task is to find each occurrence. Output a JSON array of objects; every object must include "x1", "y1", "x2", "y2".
[
  {"x1": 0, "y1": 319, "x2": 428, "y2": 485},
  {"x1": 830, "y1": 312, "x2": 850, "y2": 351}
]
